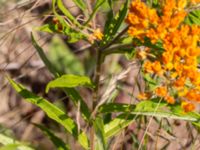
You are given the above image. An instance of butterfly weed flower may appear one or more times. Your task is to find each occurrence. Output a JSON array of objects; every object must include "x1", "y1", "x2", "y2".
[
  {"x1": 88, "y1": 28, "x2": 104, "y2": 43},
  {"x1": 126, "y1": 0, "x2": 200, "y2": 112}
]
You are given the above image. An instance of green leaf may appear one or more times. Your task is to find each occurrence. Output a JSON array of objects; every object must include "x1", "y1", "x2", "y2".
[
  {"x1": 0, "y1": 144, "x2": 21, "y2": 150},
  {"x1": 99, "y1": 103, "x2": 135, "y2": 113},
  {"x1": 35, "y1": 24, "x2": 57, "y2": 33},
  {"x1": 104, "y1": 113, "x2": 135, "y2": 138},
  {"x1": 34, "y1": 124, "x2": 69, "y2": 150},
  {"x1": 94, "y1": 117, "x2": 106, "y2": 150},
  {"x1": 0, "y1": 134, "x2": 34, "y2": 150},
  {"x1": 63, "y1": 88, "x2": 91, "y2": 120},
  {"x1": 146, "y1": 0, "x2": 160, "y2": 8},
  {"x1": 51, "y1": 0, "x2": 85, "y2": 42},
  {"x1": 84, "y1": 0, "x2": 106, "y2": 25},
  {"x1": 72, "y1": 0, "x2": 86, "y2": 11},
  {"x1": 46, "y1": 74, "x2": 94, "y2": 93},
  {"x1": 103, "y1": 0, "x2": 130, "y2": 44},
  {"x1": 48, "y1": 36, "x2": 85, "y2": 75},
  {"x1": 56, "y1": 0, "x2": 78, "y2": 24},
  {"x1": 102, "y1": 100, "x2": 200, "y2": 139},
  {"x1": 31, "y1": 33, "x2": 61, "y2": 77},
  {"x1": 185, "y1": 10, "x2": 200, "y2": 25},
  {"x1": 31, "y1": 34, "x2": 91, "y2": 121},
  {"x1": 8, "y1": 78, "x2": 89, "y2": 149}
]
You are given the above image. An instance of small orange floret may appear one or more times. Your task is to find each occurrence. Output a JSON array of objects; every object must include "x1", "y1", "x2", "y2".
[
  {"x1": 93, "y1": 28, "x2": 103, "y2": 40},
  {"x1": 185, "y1": 89, "x2": 200, "y2": 101},
  {"x1": 155, "y1": 86, "x2": 168, "y2": 97},
  {"x1": 174, "y1": 77, "x2": 186, "y2": 87},
  {"x1": 152, "y1": 61, "x2": 163, "y2": 75},
  {"x1": 137, "y1": 92, "x2": 151, "y2": 100},
  {"x1": 181, "y1": 101, "x2": 195, "y2": 112},
  {"x1": 164, "y1": 96, "x2": 175, "y2": 104},
  {"x1": 144, "y1": 61, "x2": 153, "y2": 73}
]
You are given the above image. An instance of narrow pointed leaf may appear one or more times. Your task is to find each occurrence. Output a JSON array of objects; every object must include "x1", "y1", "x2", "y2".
[
  {"x1": 48, "y1": 36, "x2": 85, "y2": 75},
  {"x1": 31, "y1": 33, "x2": 61, "y2": 77},
  {"x1": 8, "y1": 78, "x2": 89, "y2": 149},
  {"x1": 46, "y1": 74, "x2": 94, "y2": 93},
  {"x1": 103, "y1": 0, "x2": 130, "y2": 43},
  {"x1": 104, "y1": 113, "x2": 135, "y2": 139},
  {"x1": 84, "y1": 0, "x2": 106, "y2": 25},
  {"x1": 31, "y1": 34, "x2": 90, "y2": 121},
  {"x1": 57, "y1": 0, "x2": 75, "y2": 22},
  {"x1": 34, "y1": 124, "x2": 69, "y2": 150},
  {"x1": 0, "y1": 134, "x2": 34, "y2": 150},
  {"x1": 102, "y1": 100, "x2": 200, "y2": 139},
  {"x1": 94, "y1": 117, "x2": 106, "y2": 150},
  {"x1": 72, "y1": 0, "x2": 86, "y2": 11},
  {"x1": 185, "y1": 10, "x2": 200, "y2": 25}
]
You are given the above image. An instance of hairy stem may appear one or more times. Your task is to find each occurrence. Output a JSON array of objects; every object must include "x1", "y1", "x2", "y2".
[
  {"x1": 89, "y1": 26, "x2": 129, "y2": 150},
  {"x1": 90, "y1": 48, "x2": 102, "y2": 150}
]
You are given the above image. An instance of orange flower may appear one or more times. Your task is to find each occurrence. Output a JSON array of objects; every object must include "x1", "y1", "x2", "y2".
[
  {"x1": 152, "y1": 61, "x2": 163, "y2": 75},
  {"x1": 93, "y1": 28, "x2": 103, "y2": 40},
  {"x1": 88, "y1": 28, "x2": 103, "y2": 43},
  {"x1": 162, "y1": 52, "x2": 173, "y2": 64},
  {"x1": 174, "y1": 77, "x2": 186, "y2": 87},
  {"x1": 186, "y1": 89, "x2": 199, "y2": 101},
  {"x1": 181, "y1": 101, "x2": 195, "y2": 112},
  {"x1": 155, "y1": 86, "x2": 168, "y2": 97},
  {"x1": 165, "y1": 96, "x2": 175, "y2": 104},
  {"x1": 126, "y1": 0, "x2": 200, "y2": 111},
  {"x1": 137, "y1": 92, "x2": 151, "y2": 100},
  {"x1": 144, "y1": 61, "x2": 153, "y2": 73}
]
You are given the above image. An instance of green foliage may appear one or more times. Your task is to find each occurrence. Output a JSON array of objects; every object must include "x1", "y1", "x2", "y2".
[
  {"x1": 94, "y1": 117, "x2": 106, "y2": 150},
  {"x1": 0, "y1": 134, "x2": 34, "y2": 150},
  {"x1": 46, "y1": 74, "x2": 94, "y2": 93},
  {"x1": 48, "y1": 36, "x2": 85, "y2": 75},
  {"x1": 31, "y1": 33, "x2": 91, "y2": 121},
  {"x1": 31, "y1": 33, "x2": 60, "y2": 77},
  {"x1": 84, "y1": 0, "x2": 107, "y2": 25},
  {"x1": 103, "y1": 0, "x2": 130, "y2": 44},
  {"x1": 8, "y1": 78, "x2": 89, "y2": 149},
  {"x1": 185, "y1": 10, "x2": 200, "y2": 25},
  {"x1": 72, "y1": 0, "x2": 86, "y2": 12},
  {"x1": 34, "y1": 124, "x2": 69, "y2": 150},
  {"x1": 38, "y1": 0, "x2": 85, "y2": 43},
  {"x1": 100, "y1": 100, "x2": 200, "y2": 139}
]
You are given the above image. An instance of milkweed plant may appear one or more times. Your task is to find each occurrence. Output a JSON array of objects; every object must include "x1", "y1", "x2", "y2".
[{"x1": 7, "y1": 0, "x2": 200, "y2": 149}]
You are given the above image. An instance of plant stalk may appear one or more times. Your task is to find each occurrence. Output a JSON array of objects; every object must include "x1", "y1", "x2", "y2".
[{"x1": 90, "y1": 47, "x2": 102, "y2": 150}]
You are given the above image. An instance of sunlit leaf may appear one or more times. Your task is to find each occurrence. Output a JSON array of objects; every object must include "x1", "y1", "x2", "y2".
[
  {"x1": 46, "y1": 74, "x2": 94, "y2": 93},
  {"x1": 72, "y1": 0, "x2": 86, "y2": 11},
  {"x1": 103, "y1": 0, "x2": 130, "y2": 44},
  {"x1": 94, "y1": 117, "x2": 106, "y2": 150},
  {"x1": 8, "y1": 78, "x2": 89, "y2": 149},
  {"x1": 185, "y1": 10, "x2": 200, "y2": 25},
  {"x1": 101, "y1": 100, "x2": 200, "y2": 139},
  {"x1": 31, "y1": 34, "x2": 90, "y2": 121},
  {"x1": 0, "y1": 134, "x2": 34, "y2": 150}
]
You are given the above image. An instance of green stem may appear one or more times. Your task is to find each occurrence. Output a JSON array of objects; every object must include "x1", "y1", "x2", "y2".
[
  {"x1": 99, "y1": 26, "x2": 129, "y2": 51},
  {"x1": 90, "y1": 48, "x2": 102, "y2": 150},
  {"x1": 89, "y1": 26, "x2": 129, "y2": 150}
]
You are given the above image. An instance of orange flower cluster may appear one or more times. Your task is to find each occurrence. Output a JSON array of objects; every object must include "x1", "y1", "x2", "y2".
[{"x1": 128, "y1": 0, "x2": 200, "y2": 112}]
